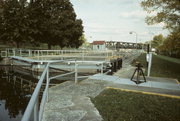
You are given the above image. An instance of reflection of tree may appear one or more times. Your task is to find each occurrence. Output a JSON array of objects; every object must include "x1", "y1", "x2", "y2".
[{"x1": 0, "y1": 68, "x2": 30, "y2": 118}]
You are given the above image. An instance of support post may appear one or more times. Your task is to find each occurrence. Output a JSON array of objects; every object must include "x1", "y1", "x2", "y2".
[
  {"x1": 147, "y1": 52, "x2": 152, "y2": 77},
  {"x1": 38, "y1": 50, "x2": 40, "y2": 60},
  {"x1": 101, "y1": 63, "x2": 103, "y2": 74},
  {"x1": 29, "y1": 50, "x2": 31, "y2": 57},
  {"x1": 13, "y1": 49, "x2": 15, "y2": 56},
  {"x1": 82, "y1": 50, "x2": 85, "y2": 62},
  {"x1": 75, "y1": 62, "x2": 78, "y2": 84},
  {"x1": 20, "y1": 49, "x2": 22, "y2": 56},
  {"x1": 46, "y1": 66, "x2": 49, "y2": 102}
]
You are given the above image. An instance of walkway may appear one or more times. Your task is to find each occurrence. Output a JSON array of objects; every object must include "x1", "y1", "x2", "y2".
[
  {"x1": 42, "y1": 81, "x2": 104, "y2": 121},
  {"x1": 42, "y1": 73, "x2": 180, "y2": 121},
  {"x1": 89, "y1": 74, "x2": 180, "y2": 91},
  {"x1": 42, "y1": 53, "x2": 180, "y2": 121}
]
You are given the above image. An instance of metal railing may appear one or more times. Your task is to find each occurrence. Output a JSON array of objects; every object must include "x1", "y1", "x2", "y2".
[
  {"x1": 1, "y1": 48, "x2": 142, "y2": 61},
  {"x1": 21, "y1": 59, "x2": 77, "y2": 121},
  {"x1": 21, "y1": 59, "x2": 108, "y2": 121}
]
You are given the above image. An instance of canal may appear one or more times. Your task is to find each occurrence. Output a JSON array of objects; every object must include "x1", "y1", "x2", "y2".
[
  {"x1": 0, "y1": 66, "x2": 32, "y2": 121},
  {"x1": 0, "y1": 62, "x2": 78, "y2": 121}
]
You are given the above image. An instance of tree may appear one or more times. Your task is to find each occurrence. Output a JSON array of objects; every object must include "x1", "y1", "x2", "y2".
[
  {"x1": 0, "y1": 0, "x2": 32, "y2": 48},
  {"x1": 163, "y1": 29, "x2": 180, "y2": 57},
  {"x1": 151, "y1": 34, "x2": 164, "y2": 49},
  {"x1": 29, "y1": 0, "x2": 83, "y2": 49},
  {"x1": 141, "y1": 0, "x2": 180, "y2": 58},
  {"x1": 0, "y1": 0, "x2": 83, "y2": 49},
  {"x1": 141, "y1": 0, "x2": 180, "y2": 31}
]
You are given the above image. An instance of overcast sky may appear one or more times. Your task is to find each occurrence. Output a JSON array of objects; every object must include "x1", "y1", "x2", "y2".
[{"x1": 70, "y1": 0, "x2": 168, "y2": 43}]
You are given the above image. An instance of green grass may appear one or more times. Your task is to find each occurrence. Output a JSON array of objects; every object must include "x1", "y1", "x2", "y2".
[
  {"x1": 91, "y1": 89, "x2": 180, "y2": 121},
  {"x1": 157, "y1": 55, "x2": 180, "y2": 64},
  {"x1": 133, "y1": 53, "x2": 180, "y2": 82}
]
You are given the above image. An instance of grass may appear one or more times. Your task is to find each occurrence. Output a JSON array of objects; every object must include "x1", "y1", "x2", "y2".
[
  {"x1": 132, "y1": 53, "x2": 180, "y2": 82},
  {"x1": 91, "y1": 88, "x2": 180, "y2": 121}
]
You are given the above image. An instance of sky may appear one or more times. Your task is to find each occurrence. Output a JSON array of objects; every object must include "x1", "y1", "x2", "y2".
[{"x1": 70, "y1": 0, "x2": 168, "y2": 43}]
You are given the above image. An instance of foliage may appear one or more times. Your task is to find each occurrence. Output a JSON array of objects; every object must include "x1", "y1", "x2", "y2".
[
  {"x1": 141, "y1": 0, "x2": 180, "y2": 30},
  {"x1": 151, "y1": 34, "x2": 164, "y2": 49},
  {"x1": 0, "y1": 0, "x2": 84, "y2": 49},
  {"x1": 158, "y1": 29, "x2": 180, "y2": 57},
  {"x1": 0, "y1": 0, "x2": 30, "y2": 48},
  {"x1": 141, "y1": 0, "x2": 180, "y2": 58}
]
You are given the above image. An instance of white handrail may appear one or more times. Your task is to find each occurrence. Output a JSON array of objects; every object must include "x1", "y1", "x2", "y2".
[
  {"x1": 21, "y1": 59, "x2": 77, "y2": 121},
  {"x1": 21, "y1": 63, "x2": 49, "y2": 121}
]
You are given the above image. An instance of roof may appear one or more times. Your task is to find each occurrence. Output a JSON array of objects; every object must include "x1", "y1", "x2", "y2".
[{"x1": 92, "y1": 41, "x2": 105, "y2": 45}]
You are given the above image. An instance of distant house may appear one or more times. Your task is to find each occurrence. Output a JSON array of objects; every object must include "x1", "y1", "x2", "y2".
[{"x1": 92, "y1": 41, "x2": 106, "y2": 50}]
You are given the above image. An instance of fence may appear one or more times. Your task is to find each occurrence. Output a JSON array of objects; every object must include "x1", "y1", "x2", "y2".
[
  {"x1": 21, "y1": 59, "x2": 77, "y2": 121},
  {"x1": 21, "y1": 58, "x2": 109, "y2": 121}
]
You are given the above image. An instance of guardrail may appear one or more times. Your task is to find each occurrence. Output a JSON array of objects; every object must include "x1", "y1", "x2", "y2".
[
  {"x1": 21, "y1": 59, "x2": 77, "y2": 121},
  {"x1": 21, "y1": 59, "x2": 109, "y2": 121},
  {"x1": 1, "y1": 48, "x2": 142, "y2": 60}
]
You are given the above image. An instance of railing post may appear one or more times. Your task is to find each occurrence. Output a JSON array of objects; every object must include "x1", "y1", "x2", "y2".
[
  {"x1": 20, "y1": 49, "x2": 22, "y2": 56},
  {"x1": 13, "y1": 49, "x2": 15, "y2": 56},
  {"x1": 46, "y1": 65, "x2": 49, "y2": 102},
  {"x1": 29, "y1": 50, "x2": 31, "y2": 57},
  {"x1": 75, "y1": 62, "x2": 78, "y2": 84},
  {"x1": 82, "y1": 50, "x2": 85, "y2": 62},
  {"x1": 101, "y1": 63, "x2": 103, "y2": 74},
  {"x1": 61, "y1": 50, "x2": 63, "y2": 60},
  {"x1": 34, "y1": 98, "x2": 39, "y2": 121},
  {"x1": 38, "y1": 50, "x2": 40, "y2": 60},
  {"x1": 147, "y1": 52, "x2": 152, "y2": 77}
]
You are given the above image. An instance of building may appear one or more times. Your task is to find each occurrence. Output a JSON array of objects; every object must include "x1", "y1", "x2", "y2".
[{"x1": 92, "y1": 41, "x2": 106, "y2": 50}]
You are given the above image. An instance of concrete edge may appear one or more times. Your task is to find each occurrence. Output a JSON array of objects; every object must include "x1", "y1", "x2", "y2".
[{"x1": 106, "y1": 87, "x2": 180, "y2": 99}]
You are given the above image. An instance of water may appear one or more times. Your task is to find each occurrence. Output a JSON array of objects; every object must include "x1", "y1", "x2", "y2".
[
  {"x1": 0, "y1": 58, "x2": 94, "y2": 121},
  {"x1": 0, "y1": 67, "x2": 33, "y2": 121},
  {"x1": 0, "y1": 64, "x2": 70, "y2": 121}
]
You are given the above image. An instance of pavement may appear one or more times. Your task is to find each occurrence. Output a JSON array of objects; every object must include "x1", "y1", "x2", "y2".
[
  {"x1": 42, "y1": 73, "x2": 180, "y2": 121},
  {"x1": 42, "y1": 58, "x2": 180, "y2": 121}
]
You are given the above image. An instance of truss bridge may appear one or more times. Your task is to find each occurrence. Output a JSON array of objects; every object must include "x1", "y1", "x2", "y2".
[{"x1": 105, "y1": 41, "x2": 146, "y2": 49}]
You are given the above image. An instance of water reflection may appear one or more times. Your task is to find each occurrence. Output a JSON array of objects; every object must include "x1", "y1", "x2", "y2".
[{"x1": 0, "y1": 67, "x2": 32, "y2": 121}]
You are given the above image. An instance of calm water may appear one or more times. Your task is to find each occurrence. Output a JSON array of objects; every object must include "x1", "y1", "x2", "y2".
[
  {"x1": 0, "y1": 66, "x2": 35, "y2": 121},
  {"x1": 0, "y1": 63, "x2": 69, "y2": 121}
]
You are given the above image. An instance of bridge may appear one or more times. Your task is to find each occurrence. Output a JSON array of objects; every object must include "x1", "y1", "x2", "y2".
[{"x1": 105, "y1": 41, "x2": 147, "y2": 49}]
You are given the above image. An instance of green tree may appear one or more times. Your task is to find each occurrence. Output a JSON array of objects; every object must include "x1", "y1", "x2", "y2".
[
  {"x1": 0, "y1": 0, "x2": 83, "y2": 49},
  {"x1": 141, "y1": 0, "x2": 180, "y2": 58},
  {"x1": 151, "y1": 34, "x2": 164, "y2": 49},
  {"x1": 141, "y1": 0, "x2": 180, "y2": 30},
  {"x1": 162, "y1": 29, "x2": 180, "y2": 57},
  {"x1": 0, "y1": 0, "x2": 31, "y2": 48},
  {"x1": 29, "y1": 0, "x2": 83, "y2": 49}
]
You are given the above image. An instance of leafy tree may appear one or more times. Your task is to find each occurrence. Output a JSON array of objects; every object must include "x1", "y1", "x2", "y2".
[
  {"x1": 0, "y1": 0, "x2": 31, "y2": 48},
  {"x1": 141, "y1": 0, "x2": 180, "y2": 31},
  {"x1": 151, "y1": 34, "x2": 164, "y2": 49},
  {"x1": 0, "y1": 0, "x2": 83, "y2": 49},
  {"x1": 29, "y1": 0, "x2": 83, "y2": 49},
  {"x1": 161, "y1": 29, "x2": 180, "y2": 57},
  {"x1": 141, "y1": 0, "x2": 180, "y2": 58}
]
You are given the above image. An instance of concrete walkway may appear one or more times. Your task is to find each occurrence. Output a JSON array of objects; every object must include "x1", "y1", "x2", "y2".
[
  {"x1": 42, "y1": 73, "x2": 180, "y2": 121},
  {"x1": 89, "y1": 74, "x2": 180, "y2": 91},
  {"x1": 42, "y1": 81, "x2": 104, "y2": 121}
]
